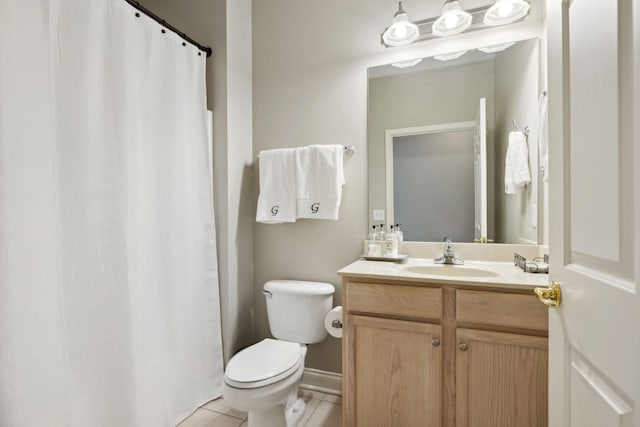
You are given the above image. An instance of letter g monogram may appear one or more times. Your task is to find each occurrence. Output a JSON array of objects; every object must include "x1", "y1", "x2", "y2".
[
  {"x1": 311, "y1": 202, "x2": 320, "y2": 214},
  {"x1": 271, "y1": 205, "x2": 279, "y2": 216}
]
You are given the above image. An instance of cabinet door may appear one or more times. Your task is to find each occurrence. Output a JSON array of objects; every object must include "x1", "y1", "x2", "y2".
[
  {"x1": 456, "y1": 328, "x2": 548, "y2": 427},
  {"x1": 345, "y1": 314, "x2": 442, "y2": 427}
]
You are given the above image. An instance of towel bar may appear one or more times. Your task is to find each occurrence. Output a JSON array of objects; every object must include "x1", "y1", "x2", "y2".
[{"x1": 257, "y1": 145, "x2": 355, "y2": 158}]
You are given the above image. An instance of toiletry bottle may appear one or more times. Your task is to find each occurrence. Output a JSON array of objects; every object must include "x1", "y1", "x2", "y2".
[
  {"x1": 383, "y1": 225, "x2": 398, "y2": 257},
  {"x1": 395, "y1": 224, "x2": 404, "y2": 242},
  {"x1": 390, "y1": 225, "x2": 399, "y2": 256},
  {"x1": 367, "y1": 225, "x2": 381, "y2": 257},
  {"x1": 378, "y1": 224, "x2": 386, "y2": 242}
]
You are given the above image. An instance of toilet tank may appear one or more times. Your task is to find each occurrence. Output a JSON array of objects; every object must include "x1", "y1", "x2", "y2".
[{"x1": 263, "y1": 280, "x2": 335, "y2": 344}]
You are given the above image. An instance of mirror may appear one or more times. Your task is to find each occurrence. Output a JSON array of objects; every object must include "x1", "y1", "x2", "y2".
[{"x1": 368, "y1": 38, "x2": 543, "y2": 244}]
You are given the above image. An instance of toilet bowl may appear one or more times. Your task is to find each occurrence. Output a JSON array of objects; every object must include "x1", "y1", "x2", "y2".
[
  {"x1": 221, "y1": 280, "x2": 335, "y2": 427},
  {"x1": 222, "y1": 340, "x2": 307, "y2": 427}
]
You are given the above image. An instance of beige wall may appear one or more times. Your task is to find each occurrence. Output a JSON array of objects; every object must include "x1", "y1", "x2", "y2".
[{"x1": 138, "y1": 0, "x2": 255, "y2": 363}]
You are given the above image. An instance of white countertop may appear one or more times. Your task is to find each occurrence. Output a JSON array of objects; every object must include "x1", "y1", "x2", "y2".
[{"x1": 338, "y1": 258, "x2": 549, "y2": 290}]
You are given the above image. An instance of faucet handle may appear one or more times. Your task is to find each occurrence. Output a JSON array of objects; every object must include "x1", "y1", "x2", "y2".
[{"x1": 442, "y1": 237, "x2": 455, "y2": 257}]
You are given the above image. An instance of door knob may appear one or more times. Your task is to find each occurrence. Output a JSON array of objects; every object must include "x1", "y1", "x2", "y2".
[{"x1": 534, "y1": 281, "x2": 562, "y2": 307}]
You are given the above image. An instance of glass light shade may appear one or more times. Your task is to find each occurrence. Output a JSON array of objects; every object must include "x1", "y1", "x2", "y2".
[
  {"x1": 391, "y1": 58, "x2": 424, "y2": 68},
  {"x1": 382, "y1": 3, "x2": 420, "y2": 47},
  {"x1": 478, "y1": 41, "x2": 516, "y2": 53},
  {"x1": 483, "y1": 0, "x2": 530, "y2": 26},
  {"x1": 432, "y1": 1, "x2": 472, "y2": 37},
  {"x1": 434, "y1": 50, "x2": 468, "y2": 61}
]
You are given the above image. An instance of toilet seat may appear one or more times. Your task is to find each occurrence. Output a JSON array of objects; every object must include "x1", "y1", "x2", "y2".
[{"x1": 224, "y1": 338, "x2": 302, "y2": 389}]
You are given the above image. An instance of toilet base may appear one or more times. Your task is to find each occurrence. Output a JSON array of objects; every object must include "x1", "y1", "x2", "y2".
[
  {"x1": 222, "y1": 345, "x2": 308, "y2": 427},
  {"x1": 246, "y1": 388, "x2": 306, "y2": 427},
  {"x1": 285, "y1": 396, "x2": 306, "y2": 427}
]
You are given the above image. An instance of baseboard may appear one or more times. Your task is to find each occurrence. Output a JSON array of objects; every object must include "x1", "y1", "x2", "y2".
[{"x1": 300, "y1": 368, "x2": 342, "y2": 396}]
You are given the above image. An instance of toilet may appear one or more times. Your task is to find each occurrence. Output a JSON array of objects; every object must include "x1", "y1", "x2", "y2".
[{"x1": 221, "y1": 280, "x2": 335, "y2": 427}]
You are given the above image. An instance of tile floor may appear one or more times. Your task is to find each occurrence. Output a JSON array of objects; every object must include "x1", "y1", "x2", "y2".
[{"x1": 178, "y1": 389, "x2": 342, "y2": 427}]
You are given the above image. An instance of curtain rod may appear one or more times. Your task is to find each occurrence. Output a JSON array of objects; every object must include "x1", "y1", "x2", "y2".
[{"x1": 124, "y1": 0, "x2": 212, "y2": 58}]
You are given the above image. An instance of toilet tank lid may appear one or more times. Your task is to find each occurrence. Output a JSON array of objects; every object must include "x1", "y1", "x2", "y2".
[{"x1": 264, "y1": 280, "x2": 335, "y2": 296}]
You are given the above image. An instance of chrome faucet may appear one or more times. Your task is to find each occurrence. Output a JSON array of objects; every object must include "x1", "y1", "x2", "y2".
[{"x1": 434, "y1": 237, "x2": 464, "y2": 265}]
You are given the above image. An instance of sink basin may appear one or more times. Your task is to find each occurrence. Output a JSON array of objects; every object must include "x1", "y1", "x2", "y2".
[{"x1": 403, "y1": 265, "x2": 500, "y2": 278}]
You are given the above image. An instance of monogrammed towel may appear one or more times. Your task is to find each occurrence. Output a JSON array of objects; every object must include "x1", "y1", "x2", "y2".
[
  {"x1": 256, "y1": 148, "x2": 297, "y2": 223},
  {"x1": 295, "y1": 145, "x2": 345, "y2": 220}
]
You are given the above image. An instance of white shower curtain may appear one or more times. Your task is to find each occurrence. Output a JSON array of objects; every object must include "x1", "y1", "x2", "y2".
[{"x1": 0, "y1": 1, "x2": 223, "y2": 426}]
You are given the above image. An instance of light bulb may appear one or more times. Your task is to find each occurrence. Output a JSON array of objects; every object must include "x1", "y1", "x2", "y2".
[
  {"x1": 498, "y1": 2, "x2": 514, "y2": 17},
  {"x1": 394, "y1": 25, "x2": 408, "y2": 38},
  {"x1": 444, "y1": 14, "x2": 459, "y2": 29}
]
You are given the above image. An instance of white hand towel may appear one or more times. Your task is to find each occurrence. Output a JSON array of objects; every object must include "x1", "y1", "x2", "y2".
[
  {"x1": 504, "y1": 131, "x2": 531, "y2": 194},
  {"x1": 538, "y1": 91, "x2": 549, "y2": 182},
  {"x1": 295, "y1": 144, "x2": 345, "y2": 220},
  {"x1": 256, "y1": 148, "x2": 297, "y2": 223}
]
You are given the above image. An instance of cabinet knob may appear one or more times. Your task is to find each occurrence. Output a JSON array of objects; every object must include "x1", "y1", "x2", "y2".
[
  {"x1": 432, "y1": 338, "x2": 440, "y2": 347},
  {"x1": 458, "y1": 342, "x2": 468, "y2": 351}
]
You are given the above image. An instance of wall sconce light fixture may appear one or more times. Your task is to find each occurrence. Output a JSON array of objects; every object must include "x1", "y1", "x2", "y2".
[
  {"x1": 381, "y1": 2, "x2": 420, "y2": 47},
  {"x1": 380, "y1": 0, "x2": 531, "y2": 47},
  {"x1": 484, "y1": 0, "x2": 531, "y2": 26},
  {"x1": 432, "y1": 0, "x2": 472, "y2": 37}
]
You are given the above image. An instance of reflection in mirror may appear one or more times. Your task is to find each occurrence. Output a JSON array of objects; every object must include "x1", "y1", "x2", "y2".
[
  {"x1": 368, "y1": 38, "x2": 543, "y2": 244},
  {"x1": 387, "y1": 121, "x2": 480, "y2": 243}
]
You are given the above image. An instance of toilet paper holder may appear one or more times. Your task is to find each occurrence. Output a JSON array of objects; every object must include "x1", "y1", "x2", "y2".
[{"x1": 325, "y1": 306, "x2": 343, "y2": 338}]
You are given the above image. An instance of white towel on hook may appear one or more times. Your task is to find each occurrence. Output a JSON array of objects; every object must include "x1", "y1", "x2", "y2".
[
  {"x1": 538, "y1": 91, "x2": 549, "y2": 182},
  {"x1": 295, "y1": 144, "x2": 345, "y2": 220},
  {"x1": 256, "y1": 148, "x2": 298, "y2": 223},
  {"x1": 504, "y1": 131, "x2": 531, "y2": 194}
]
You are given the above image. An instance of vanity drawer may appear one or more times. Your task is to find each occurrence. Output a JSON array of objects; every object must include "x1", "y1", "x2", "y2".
[
  {"x1": 345, "y1": 282, "x2": 442, "y2": 320},
  {"x1": 456, "y1": 289, "x2": 548, "y2": 332}
]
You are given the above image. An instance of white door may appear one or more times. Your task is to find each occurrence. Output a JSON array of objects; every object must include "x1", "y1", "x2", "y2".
[
  {"x1": 474, "y1": 98, "x2": 488, "y2": 241},
  {"x1": 546, "y1": 0, "x2": 640, "y2": 426}
]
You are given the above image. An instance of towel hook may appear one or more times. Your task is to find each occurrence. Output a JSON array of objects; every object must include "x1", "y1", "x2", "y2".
[{"x1": 512, "y1": 120, "x2": 530, "y2": 138}]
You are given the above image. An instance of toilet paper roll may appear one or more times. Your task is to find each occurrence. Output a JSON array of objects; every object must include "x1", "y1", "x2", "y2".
[{"x1": 324, "y1": 306, "x2": 343, "y2": 338}]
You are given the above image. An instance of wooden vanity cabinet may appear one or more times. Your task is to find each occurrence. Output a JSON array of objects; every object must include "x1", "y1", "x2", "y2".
[
  {"x1": 343, "y1": 281, "x2": 444, "y2": 427},
  {"x1": 342, "y1": 278, "x2": 548, "y2": 427},
  {"x1": 455, "y1": 328, "x2": 548, "y2": 427},
  {"x1": 347, "y1": 315, "x2": 442, "y2": 427},
  {"x1": 455, "y1": 289, "x2": 548, "y2": 427}
]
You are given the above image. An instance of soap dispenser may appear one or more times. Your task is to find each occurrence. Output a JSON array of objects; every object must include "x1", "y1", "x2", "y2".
[
  {"x1": 378, "y1": 224, "x2": 386, "y2": 242},
  {"x1": 383, "y1": 225, "x2": 399, "y2": 257},
  {"x1": 367, "y1": 225, "x2": 381, "y2": 257},
  {"x1": 395, "y1": 224, "x2": 404, "y2": 242}
]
